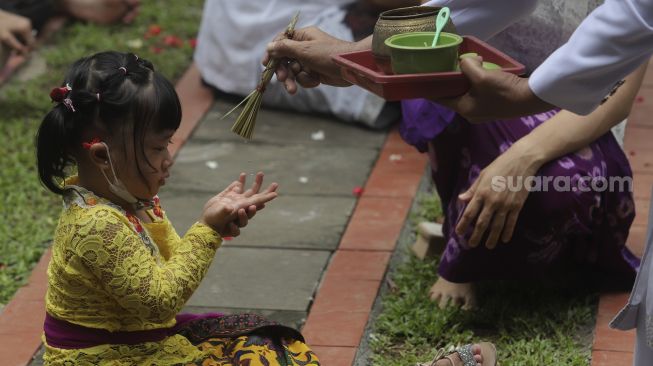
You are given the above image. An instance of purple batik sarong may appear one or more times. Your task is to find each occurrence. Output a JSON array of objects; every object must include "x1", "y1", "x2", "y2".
[{"x1": 400, "y1": 99, "x2": 639, "y2": 283}]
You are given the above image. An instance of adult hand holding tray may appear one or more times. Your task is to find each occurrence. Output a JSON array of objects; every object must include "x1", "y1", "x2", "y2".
[{"x1": 332, "y1": 36, "x2": 525, "y2": 101}]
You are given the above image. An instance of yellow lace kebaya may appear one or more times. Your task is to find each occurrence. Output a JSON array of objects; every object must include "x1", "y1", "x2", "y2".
[{"x1": 42, "y1": 178, "x2": 319, "y2": 365}]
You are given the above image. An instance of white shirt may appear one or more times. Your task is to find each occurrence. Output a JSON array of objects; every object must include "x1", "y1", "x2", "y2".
[
  {"x1": 530, "y1": 0, "x2": 653, "y2": 114},
  {"x1": 424, "y1": 0, "x2": 653, "y2": 115}
]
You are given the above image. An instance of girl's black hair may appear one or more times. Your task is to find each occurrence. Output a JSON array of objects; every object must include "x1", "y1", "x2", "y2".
[{"x1": 36, "y1": 51, "x2": 181, "y2": 194}]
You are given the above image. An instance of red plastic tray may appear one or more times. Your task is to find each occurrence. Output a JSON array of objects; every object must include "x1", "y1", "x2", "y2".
[{"x1": 332, "y1": 36, "x2": 525, "y2": 101}]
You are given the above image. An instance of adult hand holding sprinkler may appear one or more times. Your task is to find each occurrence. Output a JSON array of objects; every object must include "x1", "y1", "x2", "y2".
[{"x1": 223, "y1": 12, "x2": 301, "y2": 139}]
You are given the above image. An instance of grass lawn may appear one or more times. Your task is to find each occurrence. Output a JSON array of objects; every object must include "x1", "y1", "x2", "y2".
[
  {"x1": 369, "y1": 193, "x2": 598, "y2": 366},
  {"x1": 0, "y1": 0, "x2": 204, "y2": 305}
]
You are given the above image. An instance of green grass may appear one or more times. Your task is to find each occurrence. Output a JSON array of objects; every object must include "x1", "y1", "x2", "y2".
[
  {"x1": 0, "y1": 0, "x2": 204, "y2": 304},
  {"x1": 368, "y1": 193, "x2": 597, "y2": 366},
  {"x1": 409, "y1": 192, "x2": 444, "y2": 225}
]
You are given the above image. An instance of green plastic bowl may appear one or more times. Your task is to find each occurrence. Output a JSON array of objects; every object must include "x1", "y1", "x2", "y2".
[{"x1": 385, "y1": 32, "x2": 463, "y2": 74}]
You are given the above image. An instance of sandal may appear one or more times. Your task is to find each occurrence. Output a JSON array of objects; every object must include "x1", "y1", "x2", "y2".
[{"x1": 417, "y1": 342, "x2": 497, "y2": 366}]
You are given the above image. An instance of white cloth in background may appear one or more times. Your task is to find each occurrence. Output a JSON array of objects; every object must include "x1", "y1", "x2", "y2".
[
  {"x1": 195, "y1": 0, "x2": 348, "y2": 95},
  {"x1": 194, "y1": 0, "x2": 389, "y2": 128}
]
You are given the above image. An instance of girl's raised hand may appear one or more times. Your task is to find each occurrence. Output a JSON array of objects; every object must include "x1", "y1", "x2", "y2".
[{"x1": 200, "y1": 172, "x2": 278, "y2": 237}]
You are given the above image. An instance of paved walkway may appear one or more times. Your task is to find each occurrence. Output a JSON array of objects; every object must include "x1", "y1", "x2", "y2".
[
  {"x1": 1, "y1": 61, "x2": 652, "y2": 366},
  {"x1": 162, "y1": 93, "x2": 389, "y2": 327}
]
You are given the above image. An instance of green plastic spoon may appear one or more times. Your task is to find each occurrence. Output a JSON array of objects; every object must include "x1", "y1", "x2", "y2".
[{"x1": 431, "y1": 7, "x2": 451, "y2": 48}]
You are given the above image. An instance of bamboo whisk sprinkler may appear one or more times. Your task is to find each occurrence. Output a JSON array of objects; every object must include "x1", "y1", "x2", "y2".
[{"x1": 222, "y1": 11, "x2": 300, "y2": 139}]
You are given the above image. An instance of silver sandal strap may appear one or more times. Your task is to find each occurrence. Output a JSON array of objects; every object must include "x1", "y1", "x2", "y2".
[
  {"x1": 454, "y1": 344, "x2": 476, "y2": 366},
  {"x1": 415, "y1": 344, "x2": 477, "y2": 366}
]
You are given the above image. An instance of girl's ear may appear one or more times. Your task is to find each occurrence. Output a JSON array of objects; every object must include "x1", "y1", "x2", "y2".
[{"x1": 88, "y1": 143, "x2": 110, "y2": 169}]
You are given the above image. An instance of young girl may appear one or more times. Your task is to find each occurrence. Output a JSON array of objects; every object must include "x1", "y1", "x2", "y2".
[{"x1": 36, "y1": 51, "x2": 319, "y2": 365}]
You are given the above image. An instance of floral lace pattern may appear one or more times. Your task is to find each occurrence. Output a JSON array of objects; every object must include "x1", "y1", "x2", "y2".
[
  {"x1": 488, "y1": 0, "x2": 604, "y2": 73},
  {"x1": 63, "y1": 185, "x2": 164, "y2": 262},
  {"x1": 45, "y1": 183, "x2": 222, "y2": 363}
]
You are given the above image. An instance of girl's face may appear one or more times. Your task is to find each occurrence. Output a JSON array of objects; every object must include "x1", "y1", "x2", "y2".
[{"x1": 112, "y1": 129, "x2": 175, "y2": 200}]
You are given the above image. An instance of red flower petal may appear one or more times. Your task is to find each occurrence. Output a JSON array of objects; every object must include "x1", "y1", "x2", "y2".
[
  {"x1": 189, "y1": 38, "x2": 197, "y2": 49},
  {"x1": 148, "y1": 24, "x2": 162, "y2": 36},
  {"x1": 151, "y1": 46, "x2": 163, "y2": 54},
  {"x1": 164, "y1": 35, "x2": 184, "y2": 48}
]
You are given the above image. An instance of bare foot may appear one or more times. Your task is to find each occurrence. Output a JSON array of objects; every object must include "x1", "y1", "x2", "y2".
[
  {"x1": 58, "y1": 0, "x2": 140, "y2": 24},
  {"x1": 429, "y1": 277, "x2": 477, "y2": 310}
]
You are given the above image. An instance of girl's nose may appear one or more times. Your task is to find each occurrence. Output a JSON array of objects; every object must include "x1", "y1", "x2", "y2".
[
  {"x1": 163, "y1": 150, "x2": 174, "y2": 169},
  {"x1": 163, "y1": 158, "x2": 173, "y2": 170}
]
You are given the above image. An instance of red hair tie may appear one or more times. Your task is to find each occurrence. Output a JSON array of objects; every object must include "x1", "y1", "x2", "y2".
[
  {"x1": 50, "y1": 84, "x2": 72, "y2": 103},
  {"x1": 82, "y1": 137, "x2": 102, "y2": 150}
]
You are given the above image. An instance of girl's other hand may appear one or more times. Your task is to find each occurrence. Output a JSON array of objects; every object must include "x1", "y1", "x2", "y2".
[{"x1": 200, "y1": 172, "x2": 278, "y2": 237}]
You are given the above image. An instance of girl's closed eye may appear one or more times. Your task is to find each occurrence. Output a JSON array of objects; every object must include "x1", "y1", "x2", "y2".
[{"x1": 153, "y1": 140, "x2": 173, "y2": 152}]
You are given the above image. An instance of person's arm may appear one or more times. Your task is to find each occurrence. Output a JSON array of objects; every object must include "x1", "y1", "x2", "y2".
[
  {"x1": 530, "y1": 0, "x2": 653, "y2": 115},
  {"x1": 77, "y1": 208, "x2": 222, "y2": 322},
  {"x1": 77, "y1": 172, "x2": 276, "y2": 321},
  {"x1": 524, "y1": 61, "x2": 647, "y2": 165},
  {"x1": 455, "y1": 62, "x2": 647, "y2": 249}
]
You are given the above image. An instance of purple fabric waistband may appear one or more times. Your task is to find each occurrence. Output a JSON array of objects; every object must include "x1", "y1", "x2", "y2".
[{"x1": 44, "y1": 312, "x2": 223, "y2": 349}]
